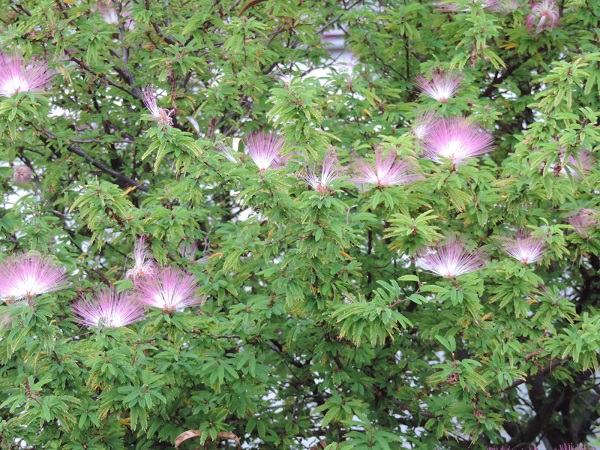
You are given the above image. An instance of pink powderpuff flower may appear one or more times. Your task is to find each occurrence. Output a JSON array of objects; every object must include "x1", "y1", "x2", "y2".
[
  {"x1": 136, "y1": 267, "x2": 203, "y2": 312},
  {"x1": 526, "y1": 0, "x2": 560, "y2": 33},
  {"x1": 567, "y1": 209, "x2": 599, "y2": 237},
  {"x1": 126, "y1": 237, "x2": 157, "y2": 282},
  {"x1": 352, "y1": 148, "x2": 423, "y2": 188},
  {"x1": 415, "y1": 70, "x2": 462, "y2": 103},
  {"x1": 12, "y1": 166, "x2": 33, "y2": 185},
  {"x1": 96, "y1": 1, "x2": 134, "y2": 28},
  {"x1": 416, "y1": 241, "x2": 487, "y2": 278},
  {"x1": 0, "y1": 253, "x2": 69, "y2": 302},
  {"x1": 412, "y1": 110, "x2": 437, "y2": 140},
  {"x1": 499, "y1": 231, "x2": 546, "y2": 264},
  {"x1": 303, "y1": 151, "x2": 342, "y2": 192},
  {"x1": 0, "y1": 52, "x2": 53, "y2": 98},
  {"x1": 142, "y1": 86, "x2": 173, "y2": 127},
  {"x1": 245, "y1": 132, "x2": 286, "y2": 172},
  {"x1": 422, "y1": 117, "x2": 495, "y2": 167},
  {"x1": 73, "y1": 288, "x2": 145, "y2": 328}
]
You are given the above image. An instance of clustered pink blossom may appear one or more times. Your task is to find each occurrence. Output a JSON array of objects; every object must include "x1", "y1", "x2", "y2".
[
  {"x1": 415, "y1": 241, "x2": 487, "y2": 278},
  {"x1": 415, "y1": 70, "x2": 462, "y2": 103},
  {"x1": 245, "y1": 131, "x2": 286, "y2": 172},
  {"x1": 71, "y1": 239, "x2": 204, "y2": 328},
  {"x1": 303, "y1": 151, "x2": 342, "y2": 192},
  {"x1": 142, "y1": 86, "x2": 174, "y2": 127},
  {"x1": 421, "y1": 117, "x2": 495, "y2": 167},
  {"x1": 499, "y1": 231, "x2": 547, "y2": 264},
  {"x1": 0, "y1": 253, "x2": 69, "y2": 302},
  {"x1": 125, "y1": 236, "x2": 157, "y2": 281},
  {"x1": 567, "y1": 209, "x2": 598, "y2": 237},
  {"x1": 73, "y1": 288, "x2": 145, "y2": 328},
  {"x1": 96, "y1": 1, "x2": 134, "y2": 28},
  {"x1": 526, "y1": 0, "x2": 560, "y2": 33},
  {"x1": 412, "y1": 110, "x2": 437, "y2": 140},
  {"x1": 135, "y1": 267, "x2": 203, "y2": 312},
  {"x1": 0, "y1": 52, "x2": 52, "y2": 98},
  {"x1": 238, "y1": 117, "x2": 494, "y2": 183},
  {"x1": 12, "y1": 166, "x2": 33, "y2": 185},
  {"x1": 352, "y1": 148, "x2": 423, "y2": 187}
]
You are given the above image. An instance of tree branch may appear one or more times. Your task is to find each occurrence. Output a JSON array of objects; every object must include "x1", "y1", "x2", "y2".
[{"x1": 40, "y1": 129, "x2": 148, "y2": 192}]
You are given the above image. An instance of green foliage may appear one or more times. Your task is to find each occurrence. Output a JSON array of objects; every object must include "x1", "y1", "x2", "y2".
[{"x1": 1, "y1": 0, "x2": 600, "y2": 449}]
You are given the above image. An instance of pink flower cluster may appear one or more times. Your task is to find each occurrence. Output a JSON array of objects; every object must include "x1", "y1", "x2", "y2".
[
  {"x1": 96, "y1": 1, "x2": 134, "y2": 28},
  {"x1": 242, "y1": 69, "x2": 492, "y2": 185},
  {"x1": 352, "y1": 148, "x2": 423, "y2": 187},
  {"x1": 526, "y1": 0, "x2": 560, "y2": 33},
  {"x1": 415, "y1": 230, "x2": 548, "y2": 279},
  {"x1": 416, "y1": 240, "x2": 487, "y2": 279},
  {"x1": 0, "y1": 253, "x2": 68, "y2": 302},
  {"x1": 303, "y1": 150, "x2": 342, "y2": 192},
  {"x1": 415, "y1": 70, "x2": 462, "y2": 103},
  {"x1": 12, "y1": 166, "x2": 34, "y2": 185},
  {"x1": 241, "y1": 133, "x2": 424, "y2": 191},
  {"x1": 419, "y1": 117, "x2": 495, "y2": 167},
  {"x1": 0, "y1": 52, "x2": 52, "y2": 98},
  {"x1": 240, "y1": 115, "x2": 494, "y2": 192},
  {"x1": 411, "y1": 71, "x2": 497, "y2": 167},
  {"x1": 142, "y1": 86, "x2": 174, "y2": 128},
  {"x1": 567, "y1": 209, "x2": 598, "y2": 237},
  {"x1": 0, "y1": 240, "x2": 204, "y2": 329},
  {"x1": 245, "y1": 132, "x2": 287, "y2": 172},
  {"x1": 73, "y1": 237, "x2": 204, "y2": 328}
]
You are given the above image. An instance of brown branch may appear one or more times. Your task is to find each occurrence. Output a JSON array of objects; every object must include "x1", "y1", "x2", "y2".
[
  {"x1": 504, "y1": 358, "x2": 569, "y2": 391},
  {"x1": 40, "y1": 129, "x2": 148, "y2": 192},
  {"x1": 238, "y1": 0, "x2": 267, "y2": 16},
  {"x1": 480, "y1": 54, "x2": 532, "y2": 98}
]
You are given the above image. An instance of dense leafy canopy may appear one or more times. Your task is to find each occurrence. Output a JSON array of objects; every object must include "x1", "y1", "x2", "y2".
[{"x1": 1, "y1": 0, "x2": 600, "y2": 448}]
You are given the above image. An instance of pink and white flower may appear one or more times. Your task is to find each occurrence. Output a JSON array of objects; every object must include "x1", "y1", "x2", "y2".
[
  {"x1": 126, "y1": 236, "x2": 157, "y2": 281},
  {"x1": 142, "y1": 86, "x2": 173, "y2": 127},
  {"x1": 412, "y1": 111, "x2": 437, "y2": 140},
  {"x1": 526, "y1": 0, "x2": 560, "y2": 33},
  {"x1": 567, "y1": 209, "x2": 599, "y2": 237},
  {"x1": 96, "y1": 1, "x2": 134, "y2": 28},
  {"x1": 352, "y1": 148, "x2": 423, "y2": 188},
  {"x1": 422, "y1": 117, "x2": 494, "y2": 166},
  {"x1": 415, "y1": 70, "x2": 462, "y2": 103},
  {"x1": 12, "y1": 166, "x2": 33, "y2": 185},
  {"x1": 0, "y1": 52, "x2": 52, "y2": 98},
  {"x1": 0, "y1": 253, "x2": 69, "y2": 302},
  {"x1": 499, "y1": 231, "x2": 546, "y2": 264},
  {"x1": 416, "y1": 241, "x2": 487, "y2": 278},
  {"x1": 73, "y1": 288, "x2": 144, "y2": 328},
  {"x1": 245, "y1": 132, "x2": 286, "y2": 172},
  {"x1": 303, "y1": 151, "x2": 342, "y2": 192},
  {"x1": 135, "y1": 267, "x2": 203, "y2": 312}
]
